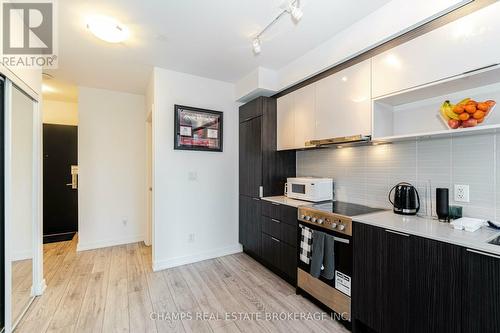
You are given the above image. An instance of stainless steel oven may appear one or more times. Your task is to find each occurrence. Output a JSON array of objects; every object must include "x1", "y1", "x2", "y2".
[{"x1": 296, "y1": 202, "x2": 383, "y2": 321}]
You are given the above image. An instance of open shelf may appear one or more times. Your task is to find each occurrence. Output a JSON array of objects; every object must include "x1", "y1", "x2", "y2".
[{"x1": 372, "y1": 64, "x2": 500, "y2": 141}]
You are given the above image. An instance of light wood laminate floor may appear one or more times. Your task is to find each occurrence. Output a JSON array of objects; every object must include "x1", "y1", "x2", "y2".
[
  {"x1": 16, "y1": 236, "x2": 349, "y2": 332},
  {"x1": 12, "y1": 258, "x2": 33, "y2": 323}
]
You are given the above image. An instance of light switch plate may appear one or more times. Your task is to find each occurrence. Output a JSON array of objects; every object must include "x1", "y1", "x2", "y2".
[{"x1": 454, "y1": 184, "x2": 470, "y2": 203}]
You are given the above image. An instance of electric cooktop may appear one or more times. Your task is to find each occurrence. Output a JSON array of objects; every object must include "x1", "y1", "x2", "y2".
[
  {"x1": 310, "y1": 201, "x2": 384, "y2": 217},
  {"x1": 488, "y1": 235, "x2": 500, "y2": 246}
]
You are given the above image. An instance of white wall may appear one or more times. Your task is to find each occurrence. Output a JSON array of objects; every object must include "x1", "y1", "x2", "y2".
[
  {"x1": 78, "y1": 87, "x2": 146, "y2": 251},
  {"x1": 42, "y1": 99, "x2": 78, "y2": 125},
  {"x1": 11, "y1": 86, "x2": 34, "y2": 261},
  {"x1": 152, "y1": 67, "x2": 240, "y2": 270},
  {"x1": 145, "y1": 72, "x2": 154, "y2": 247}
]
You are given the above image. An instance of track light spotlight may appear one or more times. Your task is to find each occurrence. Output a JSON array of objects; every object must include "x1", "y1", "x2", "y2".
[
  {"x1": 289, "y1": 3, "x2": 303, "y2": 21},
  {"x1": 252, "y1": 38, "x2": 262, "y2": 54}
]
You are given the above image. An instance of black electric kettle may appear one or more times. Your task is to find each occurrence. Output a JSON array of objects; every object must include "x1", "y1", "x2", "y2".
[{"x1": 388, "y1": 182, "x2": 420, "y2": 215}]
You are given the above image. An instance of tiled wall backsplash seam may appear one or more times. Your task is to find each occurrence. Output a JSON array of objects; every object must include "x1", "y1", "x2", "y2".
[{"x1": 296, "y1": 133, "x2": 499, "y2": 220}]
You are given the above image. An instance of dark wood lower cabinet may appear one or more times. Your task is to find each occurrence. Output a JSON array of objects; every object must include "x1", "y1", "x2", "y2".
[
  {"x1": 382, "y1": 230, "x2": 410, "y2": 333},
  {"x1": 242, "y1": 200, "x2": 298, "y2": 285},
  {"x1": 281, "y1": 242, "x2": 297, "y2": 281},
  {"x1": 353, "y1": 222, "x2": 465, "y2": 333},
  {"x1": 261, "y1": 232, "x2": 297, "y2": 283},
  {"x1": 463, "y1": 248, "x2": 500, "y2": 333},
  {"x1": 410, "y1": 237, "x2": 462, "y2": 333},
  {"x1": 239, "y1": 195, "x2": 261, "y2": 257},
  {"x1": 261, "y1": 232, "x2": 281, "y2": 268},
  {"x1": 260, "y1": 203, "x2": 298, "y2": 284},
  {"x1": 352, "y1": 223, "x2": 384, "y2": 332}
]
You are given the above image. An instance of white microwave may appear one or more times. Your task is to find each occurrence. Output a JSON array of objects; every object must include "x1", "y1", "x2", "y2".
[{"x1": 285, "y1": 177, "x2": 333, "y2": 202}]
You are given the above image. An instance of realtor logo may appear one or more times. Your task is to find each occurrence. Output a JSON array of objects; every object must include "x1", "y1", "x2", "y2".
[{"x1": 1, "y1": 0, "x2": 58, "y2": 68}]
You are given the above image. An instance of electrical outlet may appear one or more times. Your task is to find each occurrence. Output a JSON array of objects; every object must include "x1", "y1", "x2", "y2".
[
  {"x1": 454, "y1": 184, "x2": 470, "y2": 203},
  {"x1": 188, "y1": 233, "x2": 195, "y2": 243},
  {"x1": 188, "y1": 172, "x2": 198, "y2": 181}
]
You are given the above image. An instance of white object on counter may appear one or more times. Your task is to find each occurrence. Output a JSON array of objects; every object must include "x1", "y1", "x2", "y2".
[{"x1": 451, "y1": 217, "x2": 486, "y2": 232}]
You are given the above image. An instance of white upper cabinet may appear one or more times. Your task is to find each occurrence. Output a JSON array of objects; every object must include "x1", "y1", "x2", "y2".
[
  {"x1": 277, "y1": 84, "x2": 315, "y2": 150},
  {"x1": 277, "y1": 60, "x2": 371, "y2": 150},
  {"x1": 315, "y1": 59, "x2": 371, "y2": 140},
  {"x1": 372, "y1": 2, "x2": 500, "y2": 98},
  {"x1": 293, "y1": 84, "x2": 316, "y2": 149},
  {"x1": 276, "y1": 93, "x2": 295, "y2": 150}
]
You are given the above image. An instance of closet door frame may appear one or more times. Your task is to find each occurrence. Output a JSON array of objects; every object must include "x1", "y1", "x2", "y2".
[{"x1": 3, "y1": 76, "x2": 43, "y2": 333}]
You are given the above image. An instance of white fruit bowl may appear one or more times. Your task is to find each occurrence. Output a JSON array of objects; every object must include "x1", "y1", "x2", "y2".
[{"x1": 439, "y1": 103, "x2": 496, "y2": 130}]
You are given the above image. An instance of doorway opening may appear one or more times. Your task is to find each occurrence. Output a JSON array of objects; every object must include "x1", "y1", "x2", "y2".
[{"x1": 41, "y1": 78, "x2": 79, "y2": 244}]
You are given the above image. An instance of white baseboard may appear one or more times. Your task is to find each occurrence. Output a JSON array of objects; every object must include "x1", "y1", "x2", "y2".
[
  {"x1": 77, "y1": 234, "x2": 144, "y2": 252},
  {"x1": 32, "y1": 279, "x2": 46, "y2": 296},
  {"x1": 153, "y1": 244, "x2": 243, "y2": 271},
  {"x1": 12, "y1": 250, "x2": 33, "y2": 261}
]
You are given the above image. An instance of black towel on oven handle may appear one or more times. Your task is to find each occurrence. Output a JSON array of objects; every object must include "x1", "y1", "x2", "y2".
[
  {"x1": 321, "y1": 234, "x2": 335, "y2": 280},
  {"x1": 310, "y1": 231, "x2": 325, "y2": 278}
]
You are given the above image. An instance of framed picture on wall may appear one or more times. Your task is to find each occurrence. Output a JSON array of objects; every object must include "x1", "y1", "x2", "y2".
[{"x1": 174, "y1": 104, "x2": 223, "y2": 152}]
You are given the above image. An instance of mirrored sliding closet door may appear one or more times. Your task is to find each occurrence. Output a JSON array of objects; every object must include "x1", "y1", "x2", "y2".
[{"x1": 9, "y1": 83, "x2": 35, "y2": 328}]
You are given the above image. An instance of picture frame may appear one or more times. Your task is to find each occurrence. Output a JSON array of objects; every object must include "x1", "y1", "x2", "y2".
[{"x1": 174, "y1": 104, "x2": 223, "y2": 152}]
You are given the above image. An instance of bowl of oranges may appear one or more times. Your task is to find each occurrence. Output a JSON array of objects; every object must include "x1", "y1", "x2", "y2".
[{"x1": 440, "y1": 98, "x2": 496, "y2": 129}]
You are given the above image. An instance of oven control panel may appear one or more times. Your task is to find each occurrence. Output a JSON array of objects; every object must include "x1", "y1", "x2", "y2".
[{"x1": 298, "y1": 207, "x2": 352, "y2": 236}]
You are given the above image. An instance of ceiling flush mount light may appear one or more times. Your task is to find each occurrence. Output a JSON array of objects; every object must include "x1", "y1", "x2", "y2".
[
  {"x1": 86, "y1": 16, "x2": 129, "y2": 43},
  {"x1": 251, "y1": 0, "x2": 303, "y2": 55}
]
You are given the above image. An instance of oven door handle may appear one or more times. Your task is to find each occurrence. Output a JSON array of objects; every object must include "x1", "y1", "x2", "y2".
[{"x1": 333, "y1": 237, "x2": 350, "y2": 244}]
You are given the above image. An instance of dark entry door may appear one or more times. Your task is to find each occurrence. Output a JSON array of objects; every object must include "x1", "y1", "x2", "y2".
[{"x1": 43, "y1": 124, "x2": 78, "y2": 243}]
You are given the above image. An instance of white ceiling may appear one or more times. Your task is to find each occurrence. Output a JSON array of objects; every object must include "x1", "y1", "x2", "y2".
[{"x1": 46, "y1": 0, "x2": 391, "y2": 96}]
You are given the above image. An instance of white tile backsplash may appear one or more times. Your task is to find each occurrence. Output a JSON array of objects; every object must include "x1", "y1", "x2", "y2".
[{"x1": 296, "y1": 133, "x2": 500, "y2": 220}]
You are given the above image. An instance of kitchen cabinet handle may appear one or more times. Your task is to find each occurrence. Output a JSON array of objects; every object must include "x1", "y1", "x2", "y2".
[
  {"x1": 271, "y1": 202, "x2": 280, "y2": 206},
  {"x1": 252, "y1": 198, "x2": 260, "y2": 201},
  {"x1": 271, "y1": 237, "x2": 280, "y2": 243},
  {"x1": 271, "y1": 219, "x2": 281, "y2": 224},
  {"x1": 385, "y1": 229, "x2": 410, "y2": 237},
  {"x1": 466, "y1": 248, "x2": 500, "y2": 260}
]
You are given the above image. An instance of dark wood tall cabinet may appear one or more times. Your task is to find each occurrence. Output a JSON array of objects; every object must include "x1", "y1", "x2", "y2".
[
  {"x1": 239, "y1": 117, "x2": 262, "y2": 198},
  {"x1": 238, "y1": 96, "x2": 295, "y2": 259}
]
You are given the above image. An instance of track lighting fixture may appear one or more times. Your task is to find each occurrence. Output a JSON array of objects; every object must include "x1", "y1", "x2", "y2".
[{"x1": 251, "y1": 0, "x2": 303, "y2": 55}]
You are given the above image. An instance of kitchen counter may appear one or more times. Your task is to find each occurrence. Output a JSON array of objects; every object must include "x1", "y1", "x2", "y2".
[
  {"x1": 261, "y1": 196, "x2": 313, "y2": 208},
  {"x1": 354, "y1": 210, "x2": 500, "y2": 256}
]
